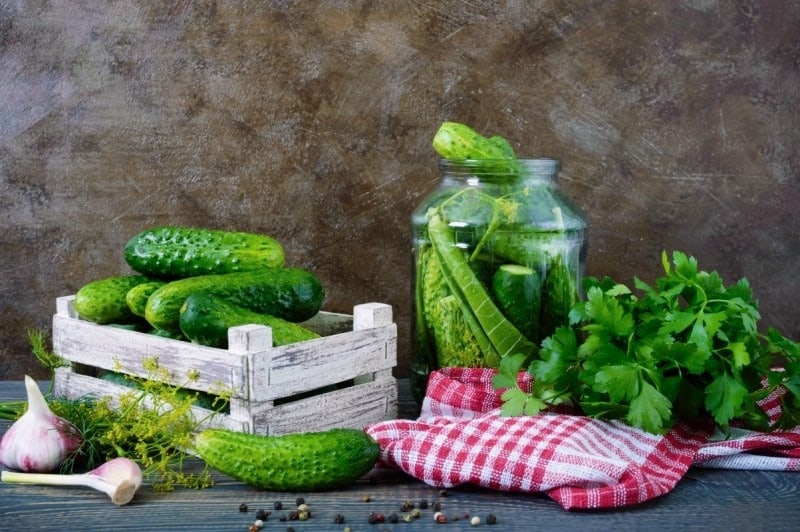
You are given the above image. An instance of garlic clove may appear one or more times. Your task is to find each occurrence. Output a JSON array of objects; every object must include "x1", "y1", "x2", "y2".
[
  {"x1": 84, "y1": 457, "x2": 143, "y2": 505},
  {"x1": 1, "y1": 457, "x2": 143, "y2": 506},
  {"x1": 0, "y1": 375, "x2": 82, "y2": 472}
]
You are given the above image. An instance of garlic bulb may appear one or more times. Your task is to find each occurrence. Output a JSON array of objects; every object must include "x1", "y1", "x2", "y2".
[{"x1": 0, "y1": 375, "x2": 82, "y2": 472}]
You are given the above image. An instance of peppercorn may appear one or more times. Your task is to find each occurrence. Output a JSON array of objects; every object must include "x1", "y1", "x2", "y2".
[
  {"x1": 434, "y1": 511, "x2": 448, "y2": 523},
  {"x1": 295, "y1": 497, "x2": 305, "y2": 506},
  {"x1": 274, "y1": 501, "x2": 283, "y2": 510},
  {"x1": 432, "y1": 501, "x2": 442, "y2": 511},
  {"x1": 419, "y1": 499, "x2": 429, "y2": 509},
  {"x1": 368, "y1": 511, "x2": 385, "y2": 524},
  {"x1": 410, "y1": 508, "x2": 422, "y2": 519},
  {"x1": 288, "y1": 510, "x2": 299, "y2": 520},
  {"x1": 255, "y1": 509, "x2": 270, "y2": 520},
  {"x1": 362, "y1": 494, "x2": 372, "y2": 502},
  {"x1": 239, "y1": 503, "x2": 249, "y2": 512},
  {"x1": 439, "y1": 489, "x2": 448, "y2": 497},
  {"x1": 253, "y1": 519, "x2": 264, "y2": 528},
  {"x1": 486, "y1": 513, "x2": 497, "y2": 524},
  {"x1": 248, "y1": 525, "x2": 258, "y2": 532},
  {"x1": 333, "y1": 514, "x2": 346, "y2": 524},
  {"x1": 388, "y1": 513, "x2": 399, "y2": 523},
  {"x1": 471, "y1": 516, "x2": 481, "y2": 526},
  {"x1": 400, "y1": 500, "x2": 414, "y2": 512}
]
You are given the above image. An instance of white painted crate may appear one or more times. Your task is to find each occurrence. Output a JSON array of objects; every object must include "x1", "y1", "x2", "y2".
[{"x1": 51, "y1": 295, "x2": 398, "y2": 436}]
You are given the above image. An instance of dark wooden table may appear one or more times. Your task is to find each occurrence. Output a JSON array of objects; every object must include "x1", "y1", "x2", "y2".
[{"x1": 1, "y1": 380, "x2": 799, "y2": 531}]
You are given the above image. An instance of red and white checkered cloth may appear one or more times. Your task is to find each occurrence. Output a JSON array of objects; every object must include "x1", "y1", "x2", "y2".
[{"x1": 365, "y1": 368, "x2": 800, "y2": 510}]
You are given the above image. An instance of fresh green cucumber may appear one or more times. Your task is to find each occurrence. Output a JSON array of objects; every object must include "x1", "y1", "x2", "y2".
[
  {"x1": 193, "y1": 428, "x2": 379, "y2": 491},
  {"x1": 145, "y1": 267, "x2": 325, "y2": 332},
  {"x1": 179, "y1": 293, "x2": 320, "y2": 348},
  {"x1": 74, "y1": 275, "x2": 156, "y2": 325},
  {"x1": 125, "y1": 280, "x2": 167, "y2": 317},
  {"x1": 432, "y1": 121, "x2": 516, "y2": 160},
  {"x1": 124, "y1": 226, "x2": 285, "y2": 278},
  {"x1": 491, "y1": 264, "x2": 542, "y2": 342}
]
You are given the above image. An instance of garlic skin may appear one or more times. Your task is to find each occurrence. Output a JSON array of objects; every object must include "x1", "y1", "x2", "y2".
[{"x1": 0, "y1": 375, "x2": 82, "y2": 472}]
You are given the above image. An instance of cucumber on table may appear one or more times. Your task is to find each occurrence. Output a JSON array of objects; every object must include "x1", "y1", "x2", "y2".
[
  {"x1": 124, "y1": 226, "x2": 285, "y2": 278},
  {"x1": 74, "y1": 274, "x2": 156, "y2": 325},
  {"x1": 193, "y1": 428, "x2": 380, "y2": 491},
  {"x1": 179, "y1": 293, "x2": 320, "y2": 348},
  {"x1": 145, "y1": 267, "x2": 325, "y2": 332}
]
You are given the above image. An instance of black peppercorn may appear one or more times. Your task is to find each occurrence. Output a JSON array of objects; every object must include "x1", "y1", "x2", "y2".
[{"x1": 239, "y1": 503, "x2": 249, "y2": 512}]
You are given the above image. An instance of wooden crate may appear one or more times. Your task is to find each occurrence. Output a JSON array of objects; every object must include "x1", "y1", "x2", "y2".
[{"x1": 51, "y1": 296, "x2": 398, "y2": 435}]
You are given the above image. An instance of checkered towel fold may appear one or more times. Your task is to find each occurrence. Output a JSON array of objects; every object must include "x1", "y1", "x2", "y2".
[{"x1": 365, "y1": 368, "x2": 800, "y2": 510}]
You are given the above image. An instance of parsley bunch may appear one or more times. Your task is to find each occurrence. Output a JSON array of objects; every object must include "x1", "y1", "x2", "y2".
[{"x1": 494, "y1": 251, "x2": 800, "y2": 434}]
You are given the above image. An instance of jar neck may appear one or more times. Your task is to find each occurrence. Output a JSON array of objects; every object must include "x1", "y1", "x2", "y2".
[{"x1": 439, "y1": 158, "x2": 560, "y2": 186}]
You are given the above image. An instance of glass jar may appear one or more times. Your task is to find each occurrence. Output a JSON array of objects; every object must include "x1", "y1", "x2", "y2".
[{"x1": 410, "y1": 158, "x2": 588, "y2": 402}]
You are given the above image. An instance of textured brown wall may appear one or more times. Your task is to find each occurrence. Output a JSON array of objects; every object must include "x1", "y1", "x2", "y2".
[{"x1": 1, "y1": 1, "x2": 798, "y2": 380}]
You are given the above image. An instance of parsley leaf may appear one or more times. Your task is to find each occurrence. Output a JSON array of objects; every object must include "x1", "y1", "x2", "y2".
[
  {"x1": 628, "y1": 380, "x2": 673, "y2": 433},
  {"x1": 705, "y1": 372, "x2": 748, "y2": 427}
]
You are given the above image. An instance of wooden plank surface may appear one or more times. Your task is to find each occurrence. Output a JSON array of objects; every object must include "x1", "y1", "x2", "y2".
[{"x1": 1, "y1": 380, "x2": 799, "y2": 531}]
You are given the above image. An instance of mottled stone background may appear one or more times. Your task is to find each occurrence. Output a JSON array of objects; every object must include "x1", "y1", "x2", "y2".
[{"x1": 1, "y1": 1, "x2": 798, "y2": 380}]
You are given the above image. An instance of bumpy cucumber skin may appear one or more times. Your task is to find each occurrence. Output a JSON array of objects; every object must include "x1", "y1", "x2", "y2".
[
  {"x1": 179, "y1": 293, "x2": 320, "y2": 348},
  {"x1": 125, "y1": 280, "x2": 167, "y2": 317},
  {"x1": 124, "y1": 226, "x2": 285, "y2": 278},
  {"x1": 432, "y1": 122, "x2": 516, "y2": 160},
  {"x1": 194, "y1": 428, "x2": 380, "y2": 491},
  {"x1": 145, "y1": 267, "x2": 325, "y2": 332},
  {"x1": 74, "y1": 275, "x2": 156, "y2": 324}
]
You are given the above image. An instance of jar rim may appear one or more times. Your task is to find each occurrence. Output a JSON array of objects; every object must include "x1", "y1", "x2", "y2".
[{"x1": 438, "y1": 157, "x2": 561, "y2": 176}]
